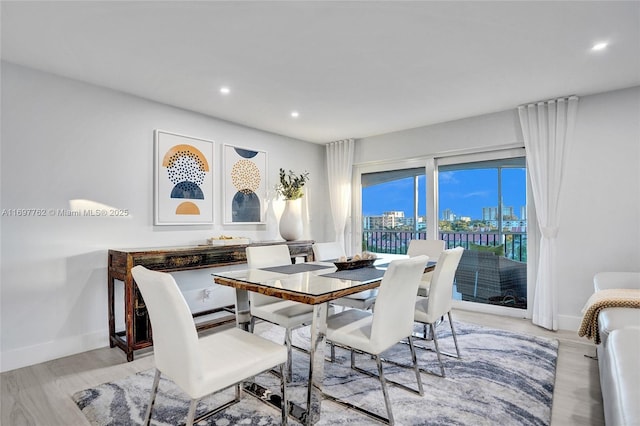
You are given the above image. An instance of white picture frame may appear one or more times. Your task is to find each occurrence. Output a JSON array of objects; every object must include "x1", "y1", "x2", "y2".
[
  {"x1": 154, "y1": 130, "x2": 214, "y2": 225},
  {"x1": 223, "y1": 144, "x2": 267, "y2": 224}
]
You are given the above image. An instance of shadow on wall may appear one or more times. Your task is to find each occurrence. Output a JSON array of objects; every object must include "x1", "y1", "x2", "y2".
[{"x1": 60, "y1": 250, "x2": 110, "y2": 342}]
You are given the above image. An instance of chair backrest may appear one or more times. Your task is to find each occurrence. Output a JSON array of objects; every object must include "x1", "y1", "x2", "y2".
[
  {"x1": 131, "y1": 265, "x2": 201, "y2": 392},
  {"x1": 407, "y1": 239, "x2": 445, "y2": 259},
  {"x1": 312, "y1": 241, "x2": 346, "y2": 261},
  {"x1": 246, "y1": 245, "x2": 292, "y2": 307},
  {"x1": 424, "y1": 247, "x2": 464, "y2": 322},
  {"x1": 370, "y1": 255, "x2": 429, "y2": 352},
  {"x1": 246, "y1": 244, "x2": 292, "y2": 269}
]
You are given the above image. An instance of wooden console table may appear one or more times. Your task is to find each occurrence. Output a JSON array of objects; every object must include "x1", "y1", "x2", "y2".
[{"x1": 107, "y1": 240, "x2": 315, "y2": 361}]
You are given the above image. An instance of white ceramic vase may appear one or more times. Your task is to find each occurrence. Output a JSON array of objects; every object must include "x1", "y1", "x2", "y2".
[{"x1": 279, "y1": 199, "x2": 303, "y2": 241}]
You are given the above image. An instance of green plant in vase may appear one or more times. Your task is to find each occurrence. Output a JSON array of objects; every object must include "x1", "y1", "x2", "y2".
[{"x1": 276, "y1": 168, "x2": 310, "y2": 200}]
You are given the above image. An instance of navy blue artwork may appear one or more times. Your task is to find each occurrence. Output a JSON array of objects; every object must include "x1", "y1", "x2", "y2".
[
  {"x1": 232, "y1": 191, "x2": 261, "y2": 222},
  {"x1": 234, "y1": 148, "x2": 258, "y2": 159},
  {"x1": 171, "y1": 181, "x2": 204, "y2": 199}
]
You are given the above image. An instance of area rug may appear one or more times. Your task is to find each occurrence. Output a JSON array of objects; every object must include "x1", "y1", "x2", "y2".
[{"x1": 72, "y1": 320, "x2": 558, "y2": 425}]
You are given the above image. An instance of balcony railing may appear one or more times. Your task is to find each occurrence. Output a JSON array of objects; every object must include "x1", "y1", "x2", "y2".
[
  {"x1": 362, "y1": 229, "x2": 528, "y2": 309},
  {"x1": 362, "y1": 230, "x2": 527, "y2": 262}
]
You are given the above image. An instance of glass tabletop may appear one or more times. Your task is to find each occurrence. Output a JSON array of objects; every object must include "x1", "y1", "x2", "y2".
[{"x1": 211, "y1": 261, "x2": 387, "y2": 297}]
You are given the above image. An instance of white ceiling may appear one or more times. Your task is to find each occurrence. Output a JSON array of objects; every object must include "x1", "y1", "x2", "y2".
[{"x1": 2, "y1": 1, "x2": 639, "y2": 144}]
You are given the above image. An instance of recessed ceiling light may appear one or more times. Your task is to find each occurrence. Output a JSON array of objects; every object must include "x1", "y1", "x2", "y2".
[
  {"x1": 291, "y1": 111, "x2": 299, "y2": 118},
  {"x1": 591, "y1": 42, "x2": 608, "y2": 51},
  {"x1": 219, "y1": 87, "x2": 230, "y2": 95}
]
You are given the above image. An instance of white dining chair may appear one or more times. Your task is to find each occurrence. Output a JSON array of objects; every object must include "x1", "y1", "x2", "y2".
[
  {"x1": 325, "y1": 255, "x2": 428, "y2": 425},
  {"x1": 413, "y1": 246, "x2": 464, "y2": 377},
  {"x1": 131, "y1": 265, "x2": 288, "y2": 425},
  {"x1": 407, "y1": 239, "x2": 445, "y2": 297},
  {"x1": 246, "y1": 244, "x2": 316, "y2": 379},
  {"x1": 312, "y1": 241, "x2": 379, "y2": 312}
]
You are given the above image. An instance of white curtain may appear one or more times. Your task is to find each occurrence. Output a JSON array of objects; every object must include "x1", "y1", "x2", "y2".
[
  {"x1": 518, "y1": 96, "x2": 579, "y2": 330},
  {"x1": 326, "y1": 139, "x2": 354, "y2": 248}
]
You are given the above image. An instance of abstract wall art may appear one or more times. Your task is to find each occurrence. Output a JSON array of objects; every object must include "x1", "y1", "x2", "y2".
[
  {"x1": 223, "y1": 144, "x2": 267, "y2": 224},
  {"x1": 154, "y1": 130, "x2": 214, "y2": 225}
]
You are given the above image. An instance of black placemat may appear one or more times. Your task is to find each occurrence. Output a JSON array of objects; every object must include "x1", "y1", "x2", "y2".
[
  {"x1": 319, "y1": 267, "x2": 386, "y2": 282},
  {"x1": 260, "y1": 263, "x2": 332, "y2": 274}
]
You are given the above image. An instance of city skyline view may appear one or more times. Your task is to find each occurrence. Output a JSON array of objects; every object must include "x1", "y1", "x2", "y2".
[{"x1": 362, "y1": 167, "x2": 527, "y2": 221}]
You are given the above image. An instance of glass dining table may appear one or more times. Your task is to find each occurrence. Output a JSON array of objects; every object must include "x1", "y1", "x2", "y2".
[{"x1": 212, "y1": 257, "x2": 435, "y2": 425}]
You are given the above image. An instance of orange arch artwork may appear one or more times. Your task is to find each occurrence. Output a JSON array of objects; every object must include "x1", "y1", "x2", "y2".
[
  {"x1": 154, "y1": 130, "x2": 214, "y2": 225},
  {"x1": 175, "y1": 201, "x2": 200, "y2": 215},
  {"x1": 162, "y1": 144, "x2": 210, "y2": 171}
]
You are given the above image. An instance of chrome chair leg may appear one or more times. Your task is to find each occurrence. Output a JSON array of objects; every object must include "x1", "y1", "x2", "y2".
[
  {"x1": 279, "y1": 363, "x2": 288, "y2": 426},
  {"x1": 186, "y1": 398, "x2": 198, "y2": 425},
  {"x1": 144, "y1": 369, "x2": 161, "y2": 425},
  {"x1": 284, "y1": 328, "x2": 293, "y2": 380},
  {"x1": 375, "y1": 355, "x2": 394, "y2": 425},
  {"x1": 431, "y1": 323, "x2": 445, "y2": 377},
  {"x1": 410, "y1": 313, "x2": 462, "y2": 362},
  {"x1": 407, "y1": 336, "x2": 424, "y2": 396},
  {"x1": 448, "y1": 312, "x2": 461, "y2": 358}
]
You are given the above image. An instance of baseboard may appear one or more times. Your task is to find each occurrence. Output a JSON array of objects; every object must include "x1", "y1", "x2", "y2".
[
  {"x1": 558, "y1": 314, "x2": 582, "y2": 333},
  {"x1": 1, "y1": 329, "x2": 109, "y2": 373},
  {"x1": 453, "y1": 299, "x2": 583, "y2": 333}
]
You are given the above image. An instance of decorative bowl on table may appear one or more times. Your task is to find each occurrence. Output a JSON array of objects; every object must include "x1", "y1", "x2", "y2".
[{"x1": 333, "y1": 253, "x2": 377, "y2": 270}]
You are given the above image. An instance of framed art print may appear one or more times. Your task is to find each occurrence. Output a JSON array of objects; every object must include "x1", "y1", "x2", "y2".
[
  {"x1": 223, "y1": 144, "x2": 267, "y2": 224},
  {"x1": 154, "y1": 130, "x2": 214, "y2": 225}
]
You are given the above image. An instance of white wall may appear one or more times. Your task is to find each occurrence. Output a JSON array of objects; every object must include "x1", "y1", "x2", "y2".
[
  {"x1": 354, "y1": 109, "x2": 523, "y2": 164},
  {"x1": 355, "y1": 86, "x2": 640, "y2": 331},
  {"x1": 0, "y1": 62, "x2": 329, "y2": 372},
  {"x1": 558, "y1": 87, "x2": 640, "y2": 325}
]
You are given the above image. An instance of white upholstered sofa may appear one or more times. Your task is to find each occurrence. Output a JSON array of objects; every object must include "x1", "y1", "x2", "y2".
[{"x1": 592, "y1": 272, "x2": 640, "y2": 425}]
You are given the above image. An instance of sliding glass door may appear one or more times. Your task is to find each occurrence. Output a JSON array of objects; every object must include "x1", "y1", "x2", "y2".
[
  {"x1": 354, "y1": 149, "x2": 528, "y2": 313},
  {"x1": 437, "y1": 156, "x2": 527, "y2": 309}
]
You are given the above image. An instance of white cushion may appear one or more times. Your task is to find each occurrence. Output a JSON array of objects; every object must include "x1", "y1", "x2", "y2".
[
  {"x1": 414, "y1": 296, "x2": 432, "y2": 324},
  {"x1": 598, "y1": 308, "x2": 640, "y2": 345},
  {"x1": 333, "y1": 289, "x2": 378, "y2": 310},
  {"x1": 192, "y1": 328, "x2": 287, "y2": 398},
  {"x1": 599, "y1": 328, "x2": 640, "y2": 426},
  {"x1": 251, "y1": 299, "x2": 315, "y2": 329},
  {"x1": 326, "y1": 309, "x2": 375, "y2": 353},
  {"x1": 417, "y1": 276, "x2": 431, "y2": 297}
]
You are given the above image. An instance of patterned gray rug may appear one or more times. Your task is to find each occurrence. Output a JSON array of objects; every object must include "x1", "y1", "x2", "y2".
[{"x1": 73, "y1": 320, "x2": 558, "y2": 425}]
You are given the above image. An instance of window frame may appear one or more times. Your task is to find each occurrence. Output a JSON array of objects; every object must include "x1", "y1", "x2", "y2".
[{"x1": 352, "y1": 146, "x2": 531, "y2": 318}]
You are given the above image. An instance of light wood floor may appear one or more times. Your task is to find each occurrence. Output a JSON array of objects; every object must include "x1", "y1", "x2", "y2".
[{"x1": 1, "y1": 310, "x2": 604, "y2": 425}]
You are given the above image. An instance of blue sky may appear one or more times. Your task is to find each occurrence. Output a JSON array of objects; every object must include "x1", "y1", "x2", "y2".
[{"x1": 362, "y1": 168, "x2": 526, "y2": 220}]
